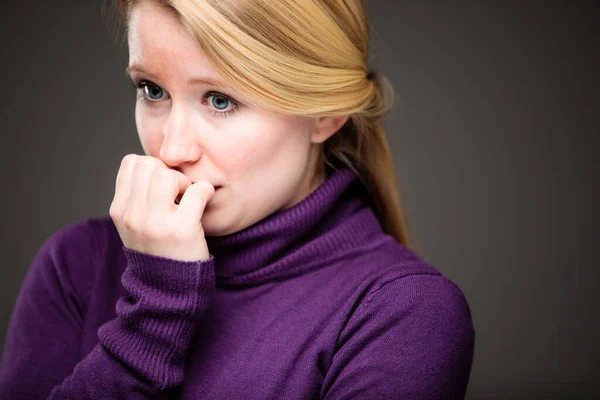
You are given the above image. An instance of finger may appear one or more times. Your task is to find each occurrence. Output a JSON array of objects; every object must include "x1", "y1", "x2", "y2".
[
  {"x1": 173, "y1": 170, "x2": 193, "y2": 205},
  {"x1": 128, "y1": 156, "x2": 158, "y2": 216},
  {"x1": 176, "y1": 181, "x2": 215, "y2": 227},
  {"x1": 147, "y1": 168, "x2": 191, "y2": 215},
  {"x1": 110, "y1": 154, "x2": 138, "y2": 218},
  {"x1": 143, "y1": 157, "x2": 191, "y2": 205},
  {"x1": 146, "y1": 168, "x2": 178, "y2": 217}
]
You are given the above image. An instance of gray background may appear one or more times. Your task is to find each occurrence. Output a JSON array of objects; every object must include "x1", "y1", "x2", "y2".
[{"x1": 1, "y1": 1, "x2": 598, "y2": 398}]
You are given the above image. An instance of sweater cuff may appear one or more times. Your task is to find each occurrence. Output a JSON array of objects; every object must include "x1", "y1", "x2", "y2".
[
  {"x1": 122, "y1": 246, "x2": 215, "y2": 294},
  {"x1": 97, "y1": 246, "x2": 216, "y2": 389}
]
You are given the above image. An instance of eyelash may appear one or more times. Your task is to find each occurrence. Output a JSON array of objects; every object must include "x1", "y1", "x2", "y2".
[{"x1": 128, "y1": 79, "x2": 241, "y2": 119}]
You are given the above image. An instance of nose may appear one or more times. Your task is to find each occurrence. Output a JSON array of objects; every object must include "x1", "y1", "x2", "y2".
[{"x1": 159, "y1": 104, "x2": 203, "y2": 168}]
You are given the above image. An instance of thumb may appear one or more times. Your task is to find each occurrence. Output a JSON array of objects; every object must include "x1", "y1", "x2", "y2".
[{"x1": 176, "y1": 181, "x2": 216, "y2": 224}]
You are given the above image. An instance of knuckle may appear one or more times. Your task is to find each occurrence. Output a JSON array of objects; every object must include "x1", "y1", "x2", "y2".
[
  {"x1": 123, "y1": 209, "x2": 141, "y2": 230},
  {"x1": 121, "y1": 153, "x2": 137, "y2": 167},
  {"x1": 134, "y1": 157, "x2": 149, "y2": 169},
  {"x1": 122, "y1": 214, "x2": 133, "y2": 230},
  {"x1": 109, "y1": 203, "x2": 121, "y2": 220},
  {"x1": 153, "y1": 168, "x2": 172, "y2": 181},
  {"x1": 134, "y1": 155, "x2": 156, "y2": 171}
]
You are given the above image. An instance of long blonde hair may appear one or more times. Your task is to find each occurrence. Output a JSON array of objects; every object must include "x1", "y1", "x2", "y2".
[{"x1": 105, "y1": 0, "x2": 420, "y2": 253}]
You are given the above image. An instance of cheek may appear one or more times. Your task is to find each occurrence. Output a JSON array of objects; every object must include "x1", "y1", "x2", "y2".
[
  {"x1": 222, "y1": 116, "x2": 311, "y2": 169},
  {"x1": 231, "y1": 136, "x2": 274, "y2": 167}
]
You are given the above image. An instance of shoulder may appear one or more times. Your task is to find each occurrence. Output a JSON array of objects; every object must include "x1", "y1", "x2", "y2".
[
  {"x1": 30, "y1": 215, "x2": 122, "y2": 306},
  {"x1": 39, "y1": 214, "x2": 119, "y2": 264},
  {"x1": 362, "y1": 270, "x2": 474, "y2": 333},
  {"x1": 325, "y1": 244, "x2": 475, "y2": 398},
  {"x1": 342, "y1": 237, "x2": 474, "y2": 337}
]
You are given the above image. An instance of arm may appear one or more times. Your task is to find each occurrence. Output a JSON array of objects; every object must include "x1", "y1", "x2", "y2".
[
  {"x1": 320, "y1": 274, "x2": 475, "y2": 400},
  {"x1": 0, "y1": 226, "x2": 215, "y2": 399}
]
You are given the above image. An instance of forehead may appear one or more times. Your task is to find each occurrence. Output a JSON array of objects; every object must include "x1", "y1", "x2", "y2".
[
  {"x1": 127, "y1": 2, "x2": 215, "y2": 75},
  {"x1": 128, "y1": 2, "x2": 190, "y2": 55}
]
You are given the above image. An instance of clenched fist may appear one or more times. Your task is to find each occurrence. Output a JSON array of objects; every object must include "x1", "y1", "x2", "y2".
[{"x1": 109, "y1": 154, "x2": 216, "y2": 261}]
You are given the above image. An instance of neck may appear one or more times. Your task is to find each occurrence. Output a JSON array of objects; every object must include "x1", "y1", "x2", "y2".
[{"x1": 204, "y1": 166, "x2": 385, "y2": 287}]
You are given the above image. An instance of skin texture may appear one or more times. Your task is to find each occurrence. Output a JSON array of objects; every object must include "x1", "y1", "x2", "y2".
[{"x1": 126, "y1": 1, "x2": 348, "y2": 236}]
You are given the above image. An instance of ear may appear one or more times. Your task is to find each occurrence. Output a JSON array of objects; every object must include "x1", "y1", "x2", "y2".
[{"x1": 311, "y1": 115, "x2": 350, "y2": 144}]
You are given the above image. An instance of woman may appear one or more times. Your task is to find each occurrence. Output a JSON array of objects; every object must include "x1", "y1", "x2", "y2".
[{"x1": 0, "y1": 0, "x2": 475, "y2": 398}]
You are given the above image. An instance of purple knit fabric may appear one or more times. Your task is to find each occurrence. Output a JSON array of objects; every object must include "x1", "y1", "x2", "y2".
[{"x1": 0, "y1": 167, "x2": 475, "y2": 399}]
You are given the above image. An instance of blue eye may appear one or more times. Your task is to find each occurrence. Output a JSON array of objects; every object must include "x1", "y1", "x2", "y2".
[
  {"x1": 144, "y1": 84, "x2": 165, "y2": 100},
  {"x1": 211, "y1": 95, "x2": 230, "y2": 110},
  {"x1": 129, "y1": 80, "x2": 165, "y2": 102},
  {"x1": 203, "y1": 91, "x2": 241, "y2": 119}
]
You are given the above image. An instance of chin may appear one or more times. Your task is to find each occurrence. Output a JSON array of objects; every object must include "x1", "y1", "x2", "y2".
[
  {"x1": 201, "y1": 214, "x2": 222, "y2": 237},
  {"x1": 201, "y1": 212, "x2": 236, "y2": 237}
]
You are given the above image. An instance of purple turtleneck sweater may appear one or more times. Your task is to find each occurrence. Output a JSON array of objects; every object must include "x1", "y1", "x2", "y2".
[{"x1": 0, "y1": 167, "x2": 475, "y2": 399}]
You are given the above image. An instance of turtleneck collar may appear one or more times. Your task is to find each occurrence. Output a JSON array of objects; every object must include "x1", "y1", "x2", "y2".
[{"x1": 205, "y1": 166, "x2": 387, "y2": 287}]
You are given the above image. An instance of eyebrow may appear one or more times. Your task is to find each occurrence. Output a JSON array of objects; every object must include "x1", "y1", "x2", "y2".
[{"x1": 125, "y1": 64, "x2": 225, "y2": 86}]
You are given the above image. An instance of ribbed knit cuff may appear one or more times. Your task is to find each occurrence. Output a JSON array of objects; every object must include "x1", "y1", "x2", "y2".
[{"x1": 98, "y1": 246, "x2": 216, "y2": 390}]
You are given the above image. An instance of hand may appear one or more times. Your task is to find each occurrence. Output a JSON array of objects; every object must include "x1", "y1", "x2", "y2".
[{"x1": 109, "y1": 154, "x2": 215, "y2": 261}]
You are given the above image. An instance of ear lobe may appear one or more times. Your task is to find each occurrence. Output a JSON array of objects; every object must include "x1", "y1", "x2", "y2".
[{"x1": 311, "y1": 115, "x2": 350, "y2": 144}]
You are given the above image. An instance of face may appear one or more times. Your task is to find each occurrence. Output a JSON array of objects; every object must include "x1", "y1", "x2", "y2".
[{"x1": 127, "y1": 1, "x2": 338, "y2": 236}]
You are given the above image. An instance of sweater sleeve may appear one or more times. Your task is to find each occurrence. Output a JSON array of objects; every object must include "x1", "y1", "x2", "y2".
[
  {"x1": 320, "y1": 273, "x2": 475, "y2": 400},
  {"x1": 0, "y1": 225, "x2": 216, "y2": 399}
]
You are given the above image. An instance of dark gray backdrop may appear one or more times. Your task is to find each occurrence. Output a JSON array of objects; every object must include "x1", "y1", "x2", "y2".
[{"x1": 1, "y1": 1, "x2": 598, "y2": 398}]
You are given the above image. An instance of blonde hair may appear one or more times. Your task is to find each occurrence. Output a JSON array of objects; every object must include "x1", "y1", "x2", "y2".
[{"x1": 105, "y1": 0, "x2": 421, "y2": 253}]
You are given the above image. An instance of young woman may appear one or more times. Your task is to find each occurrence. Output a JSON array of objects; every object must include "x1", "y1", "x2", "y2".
[{"x1": 0, "y1": 0, "x2": 475, "y2": 398}]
